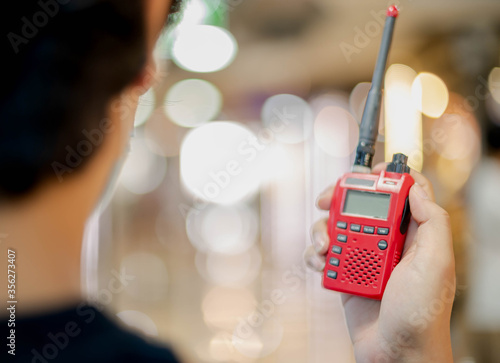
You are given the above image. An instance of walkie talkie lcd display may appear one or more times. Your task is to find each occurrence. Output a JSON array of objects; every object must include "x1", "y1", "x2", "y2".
[{"x1": 321, "y1": 5, "x2": 415, "y2": 300}]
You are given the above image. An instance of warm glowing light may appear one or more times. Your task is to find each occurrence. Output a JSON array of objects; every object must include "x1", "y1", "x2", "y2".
[
  {"x1": 488, "y1": 67, "x2": 500, "y2": 104},
  {"x1": 411, "y1": 72, "x2": 449, "y2": 118},
  {"x1": 172, "y1": 25, "x2": 238, "y2": 73},
  {"x1": 116, "y1": 310, "x2": 159, "y2": 337},
  {"x1": 186, "y1": 204, "x2": 258, "y2": 254},
  {"x1": 120, "y1": 252, "x2": 169, "y2": 302},
  {"x1": 119, "y1": 136, "x2": 167, "y2": 195},
  {"x1": 165, "y1": 79, "x2": 222, "y2": 128},
  {"x1": 314, "y1": 106, "x2": 359, "y2": 157},
  {"x1": 202, "y1": 287, "x2": 256, "y2": 331},
  {"x1": 384, "y1": 64, "x2": 423, "y2": 171},
  {"x1": 261, "y1": 94, "x2": 313, "y2": 144},
  {"x1": 134, "y1": 88, "x2": 155, "y2": 127},
  {"x1": 180, "y1": 122, "x2": 265, "y2": 204},
  {"x1": 195, "y1": 246, "x2": 261, "y2": 286}
]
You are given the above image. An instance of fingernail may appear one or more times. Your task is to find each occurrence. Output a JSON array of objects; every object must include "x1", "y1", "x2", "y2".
[
  {"x1": 313, "y1": 230, "x2": 329, "y2": 253},
  {"x1": 413, "y1": 183, "x2": 429, "y2": 200}
]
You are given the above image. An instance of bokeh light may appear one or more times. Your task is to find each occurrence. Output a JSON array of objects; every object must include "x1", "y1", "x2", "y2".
[
  {"x1": 165, "y1": 79, "x2": 222, "y2": 128},
  {"x1": 172, "y1": 25, "x2": 238, "y2": 73},
  {"x1": 134, "y1": 88, "x2": 156, "y2": 127},
  {"x1": 488, "y1": 67, "x2": 500, "y2": 104},
  {"x1": 186, "y1": 204, "x2": 258, "y2": 254},
  {"x1": 119, "y1": 136, "x2": 167, "y2": 195},
  {"x1": 384, "y1": 64, "x2": 423, "y2": 171},
  {"x1": 349, "y1": 82, "x2": 371, "y2": 124},
  {"x1": 180, "y1": 122, "x2": 266, "y2": 204},
  {"x1": 310, "y1": 92, "x2": 350, "y2": 112},
  {"x1": 120, "y1": 252, "x2": 169, "y2": 302},
  {"x1": 116, "y1": 310, "x2": 159, "y2": 337},
  {"x1": 209, "y1": 332, "x2": 252, "y2": 362},
  {"x1": 349, "y1": 83, "x2": 385, "y2": 138},
  {"x1": 202, "y1": 287, "x2": 256, "y2": 331},
  {"x1": 313, "y1": 106, "x2": 359, "y2": 157},
  {"x1": 261, "y1": 94, "x2": 313, "y2": 144},
  {"x1": 195, "y1": 246, "x2": 261, "y2": 286},
  {"x1": 411, "y1": 72, "x2": 449, "y2": 118},
  {"x1": 232, "y1": 317, "x2": 284, "y2": 358},
  {"x1": 180, "y1": 0, "x2": 210, "y2": 26}
]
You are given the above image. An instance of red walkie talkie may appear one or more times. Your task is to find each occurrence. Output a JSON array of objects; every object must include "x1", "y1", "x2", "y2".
[{"x1": 322, "y1": 5, "x2": 414, "y2": 300}]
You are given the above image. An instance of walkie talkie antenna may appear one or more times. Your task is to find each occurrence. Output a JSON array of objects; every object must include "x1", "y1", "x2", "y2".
[{"x1": 353, "y1": 5, "x2": 399, "y2": 173}]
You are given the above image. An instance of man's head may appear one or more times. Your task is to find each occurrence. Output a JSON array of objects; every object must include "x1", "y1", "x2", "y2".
[
  {"x1": 0, "y1": 0, "x2": 180, "y2": 213},
  {"x1": 0, "y1": 0, "x2": 180, "y2": 208}
]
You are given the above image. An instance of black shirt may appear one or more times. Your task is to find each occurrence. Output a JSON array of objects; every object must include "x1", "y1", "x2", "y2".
[{"x1": 2, "y1": 304, "x2": 180, "y2": 362}]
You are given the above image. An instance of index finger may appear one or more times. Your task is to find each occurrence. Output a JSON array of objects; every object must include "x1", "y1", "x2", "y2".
[{"x1": 316, "y1": 185, "x2": 335, "y2": 211}]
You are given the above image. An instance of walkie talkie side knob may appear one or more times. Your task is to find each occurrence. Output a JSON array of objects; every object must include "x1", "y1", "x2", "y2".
[{"x1": 386, "y1": 153, "x2": 410, "y2": 174}]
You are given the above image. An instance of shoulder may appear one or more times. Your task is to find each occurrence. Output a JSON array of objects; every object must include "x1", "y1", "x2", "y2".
[{"x1": 3, "y1": 304, "x2": 181, "y2": 363}]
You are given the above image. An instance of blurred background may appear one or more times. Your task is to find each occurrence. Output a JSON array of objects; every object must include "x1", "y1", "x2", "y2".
[{"x1": 82, "y1": 0, "x2": 500, "y2": 362}]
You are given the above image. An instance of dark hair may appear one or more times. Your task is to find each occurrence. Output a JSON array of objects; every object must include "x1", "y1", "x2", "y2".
[{"x1": 0, "y1": 0, "x2": 147, "y2": 199}]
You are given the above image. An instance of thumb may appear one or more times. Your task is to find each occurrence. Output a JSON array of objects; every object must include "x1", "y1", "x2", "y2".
[{"x1": 408, "y1": 184, "x2": 454, "y2": 274}]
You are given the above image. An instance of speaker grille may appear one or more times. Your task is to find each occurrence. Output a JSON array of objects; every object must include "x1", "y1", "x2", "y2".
[{"x1": 342, "y1": 247, "x2": 382, "y2": 288}]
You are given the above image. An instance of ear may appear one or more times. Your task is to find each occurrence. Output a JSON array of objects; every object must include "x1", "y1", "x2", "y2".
[{"x1": 131, "y1": 57, "x2": 158, "y2": 95}]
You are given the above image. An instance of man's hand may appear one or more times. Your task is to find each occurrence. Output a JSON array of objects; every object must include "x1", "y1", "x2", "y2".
[{"x1": 305, "y1": 164, "x2": 455, "y2": 362}]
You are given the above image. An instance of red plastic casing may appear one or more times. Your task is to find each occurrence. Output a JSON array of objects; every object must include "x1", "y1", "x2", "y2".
[{"x1": 322, "y1": 170, "x2": 414, "y2": 300}]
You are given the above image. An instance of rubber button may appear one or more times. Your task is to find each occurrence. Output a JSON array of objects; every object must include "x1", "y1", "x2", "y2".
[
  {"x1": 378, "y1": 240, "x2": 388, "y2": 250},
  {"x1": 332, "y1": 245, "x2": 342, "y2": 254},
  {"x1": 336, "y1": 221, "x2": 347, "y2": 229},
  {"x1": 327, "y1": 270, "x2": 337, "y2": 279},
  {"x1": 350, "y1": 224, "x2": 361, "y2": 232},
  {"x1": 363, "y1": 226, "x2": 375, "y2": 234},
  {"x1": 329, "y1": 257, "x2": 340, "y2": 267},
  {"x1": 377, "y1": 227, "x2": 389, "y2": 235}
]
